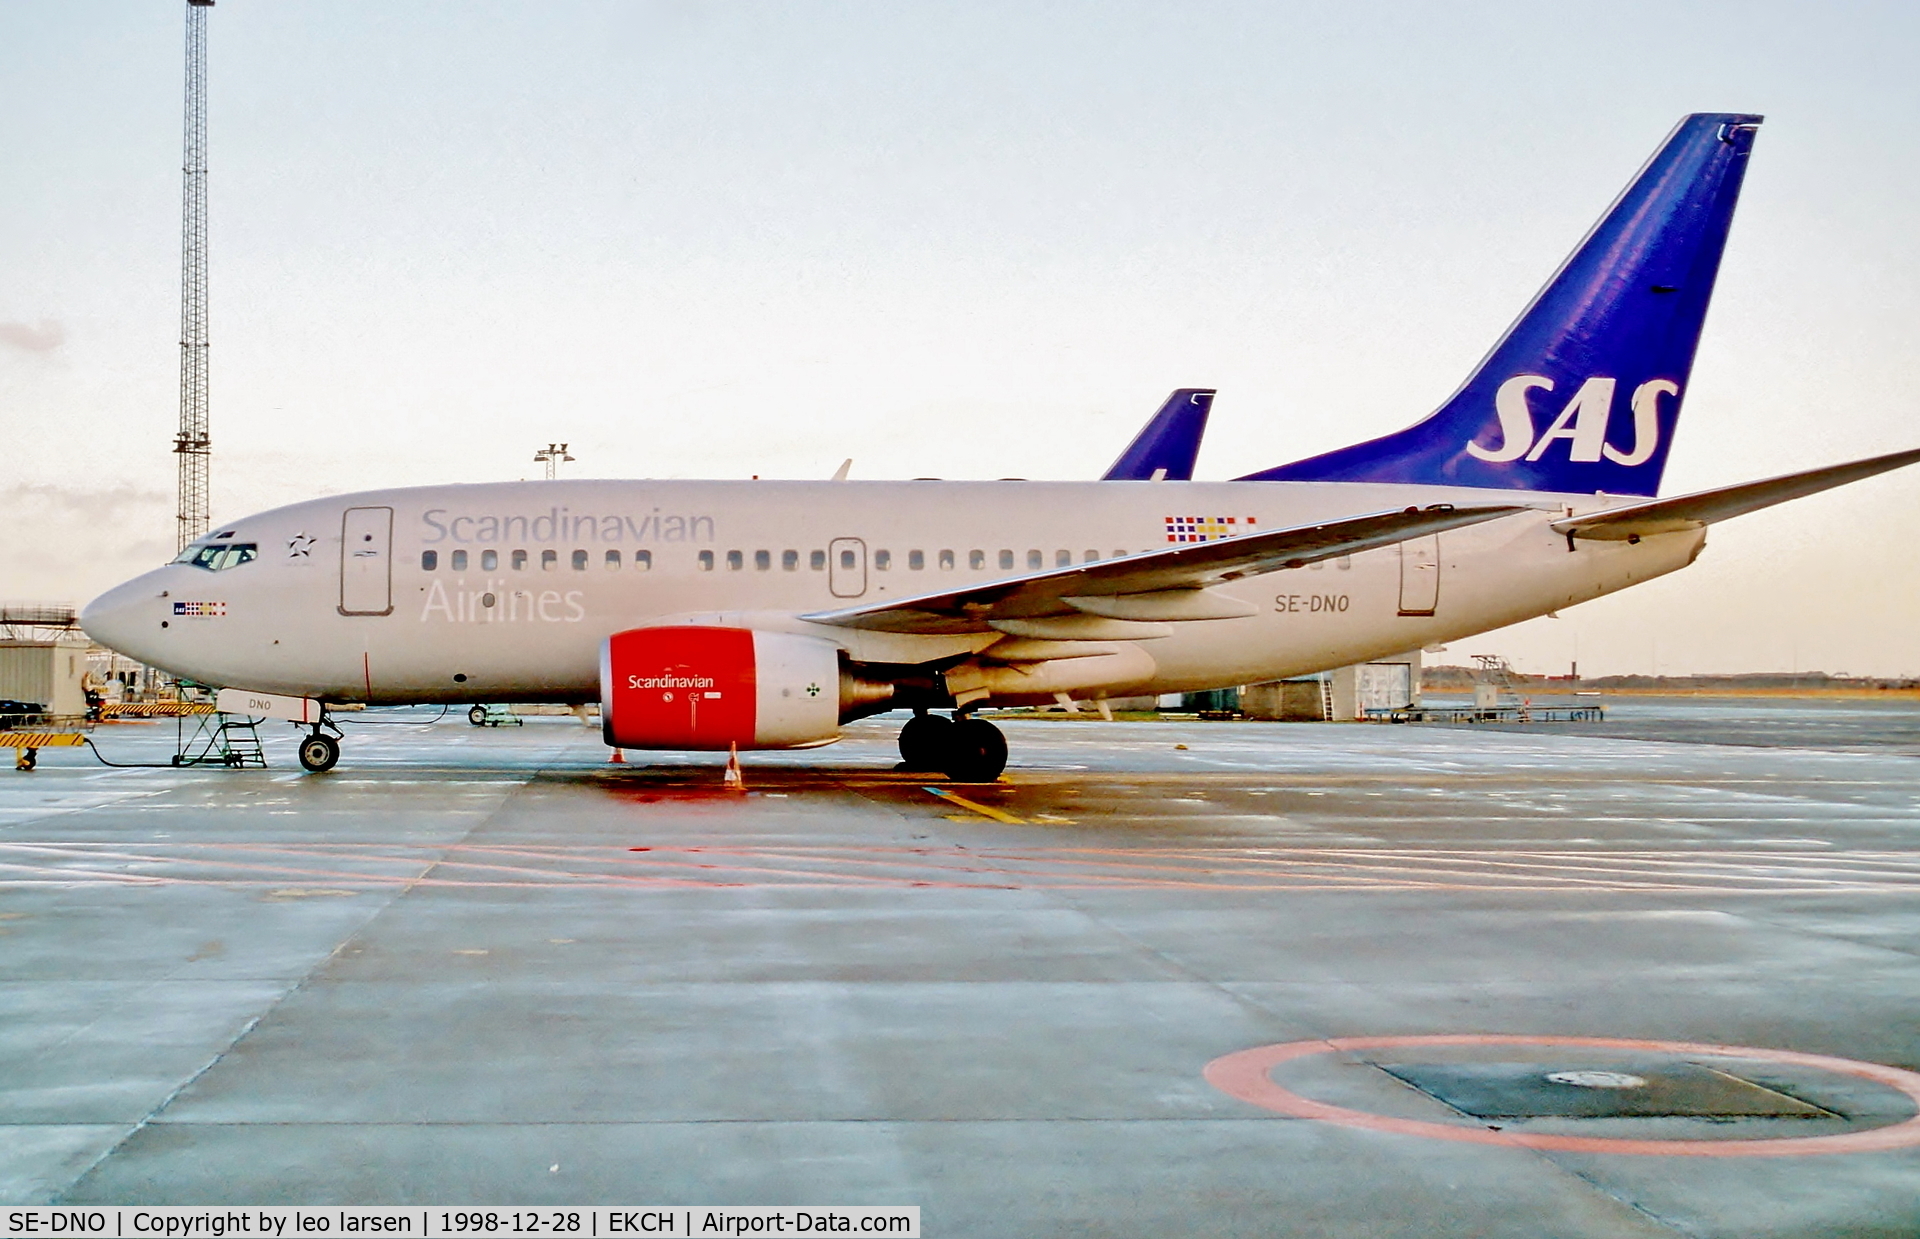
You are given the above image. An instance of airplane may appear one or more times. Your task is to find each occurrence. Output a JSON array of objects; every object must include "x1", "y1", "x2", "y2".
[{"x1": 82, "y1": 113, "x2": 1920, "y2": 781}]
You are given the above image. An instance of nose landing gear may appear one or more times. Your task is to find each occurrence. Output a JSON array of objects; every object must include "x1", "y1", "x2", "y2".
[
  {"x1": 296, "y1": 711, "x2": 344, "y2": 774},
  {"x1": 897, "y1": 710, "x2": 1007, "y2": 783}
]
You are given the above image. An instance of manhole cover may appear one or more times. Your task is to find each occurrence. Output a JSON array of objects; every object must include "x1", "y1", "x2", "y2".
[{"x1": 1381, "y1": 1060, "x2": 1836, "y2": 1119}]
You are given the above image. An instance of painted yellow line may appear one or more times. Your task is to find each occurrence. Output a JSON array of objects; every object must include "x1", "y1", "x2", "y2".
[{"x1": 922, "y1": 786, "x2": 1026, "y2": 825}]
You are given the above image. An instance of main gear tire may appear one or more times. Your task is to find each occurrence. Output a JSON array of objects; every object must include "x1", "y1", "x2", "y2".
[
  {"x1": 897, "y1": 713, "x2": 955, "y2": 772},
  {"x1": 941, "y1": 717, "x2": 1007, "y2": 783}
]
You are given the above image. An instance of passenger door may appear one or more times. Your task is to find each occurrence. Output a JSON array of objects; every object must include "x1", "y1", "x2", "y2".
[
  {"x1": 1398, "y1": 534, "x2": 1440, "y2": 616},
  {"x1": 828, "y1": 537, "x2": 867, "y2": 598},
  {"x1": 339, "y1": 506, "x2": 394, "y2": 616}
]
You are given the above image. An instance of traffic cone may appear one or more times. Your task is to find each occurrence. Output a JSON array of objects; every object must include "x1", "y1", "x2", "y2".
[
  {"x1": 723, "y1": 743, "x2": 745, "y2": 791},
  {"x1": 607, "y1": 747, "x2": 626, "y2": 764}
]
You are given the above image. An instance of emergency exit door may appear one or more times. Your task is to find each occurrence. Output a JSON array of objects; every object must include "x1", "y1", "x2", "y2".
[
  {"x1": 340, "y1": 506, "x2": 394, "y2": 616},
  {"x1": 1398, "y1": 534, "x2": 1440, "y2": 616},
  {"x1": 828, "y1": 537, "x2": 867, "y2": 598}
]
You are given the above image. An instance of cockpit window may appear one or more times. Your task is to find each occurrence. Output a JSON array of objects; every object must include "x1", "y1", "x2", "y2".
[{"x1": 174, "y1": 542, "x2": 258, "y2": 572}]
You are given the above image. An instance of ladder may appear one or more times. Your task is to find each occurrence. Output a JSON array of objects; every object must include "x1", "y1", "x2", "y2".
[
  {"x1": 1470, "y1": 655, "x2": 1532, "y2": 721},
  {"x1": 174, "y1": 712, "x2": 268, "y2": 767}
]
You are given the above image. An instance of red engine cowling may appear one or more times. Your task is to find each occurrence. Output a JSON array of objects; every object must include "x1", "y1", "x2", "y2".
[{"x1": 600, "y1": 626, "x2": 842, "y2": 750}]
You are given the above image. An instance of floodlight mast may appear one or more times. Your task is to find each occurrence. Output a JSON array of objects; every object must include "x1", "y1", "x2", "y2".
[
  {"x1": 174, "y1": 0, "x2": 215, "y2": 553},
  {"x1": 534, "y1": 443, "x2": 576, "y2": 481}
]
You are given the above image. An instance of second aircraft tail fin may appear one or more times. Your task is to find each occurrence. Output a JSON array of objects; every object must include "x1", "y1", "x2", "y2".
[{"x1": 1104, "y1": 389, "x2": 1215, "y2": 481}]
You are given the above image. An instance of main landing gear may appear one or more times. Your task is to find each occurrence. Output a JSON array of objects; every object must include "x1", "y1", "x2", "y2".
[
  {"x1": 297, "y1": 710, "x2": 344, "y2": 774},
  {"x1": 898, "y1": 710, "x2": 1007, "y2": 783}
]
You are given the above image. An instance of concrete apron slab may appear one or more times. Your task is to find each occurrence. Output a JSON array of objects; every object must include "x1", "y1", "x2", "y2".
[{"x1": 1, "y1": 710, "x2": 1918, "y2": 1235}]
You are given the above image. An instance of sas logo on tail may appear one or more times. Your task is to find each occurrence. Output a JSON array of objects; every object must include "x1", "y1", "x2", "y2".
[{"x1": 1467, "y1": 376, "x2": 1679, "y2": 466}]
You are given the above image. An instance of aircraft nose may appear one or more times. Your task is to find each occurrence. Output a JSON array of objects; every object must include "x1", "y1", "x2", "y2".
[{"x1": 81, "y1": 575, "x2": 165, "y2": 661}]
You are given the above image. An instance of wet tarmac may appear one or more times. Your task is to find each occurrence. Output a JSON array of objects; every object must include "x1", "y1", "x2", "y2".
[
  {"x1": 1425, "y1": 691, "x2": 1920, "y2": 755},
  {"x1": 4, "y1": 702, "x2": 1920, "y2": 1235}
]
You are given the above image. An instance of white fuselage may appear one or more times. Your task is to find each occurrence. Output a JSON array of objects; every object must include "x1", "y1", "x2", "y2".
[{"x1": 82, "y1": 478, "x2": 1703, "y2": 713}]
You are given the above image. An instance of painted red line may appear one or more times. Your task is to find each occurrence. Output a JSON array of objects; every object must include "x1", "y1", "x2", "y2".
[{"x1": 1204, "y1": 1034, "x2": 1920, "y2": 1157}]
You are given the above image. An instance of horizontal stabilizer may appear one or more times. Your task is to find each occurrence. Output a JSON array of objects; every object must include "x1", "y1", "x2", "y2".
[
  {"x1": 803, "y1": 504, "x2": 1526, "y2": 634},
  {"x1": 1552, "y1": 446, "x2": 1920, "y2": 540}
]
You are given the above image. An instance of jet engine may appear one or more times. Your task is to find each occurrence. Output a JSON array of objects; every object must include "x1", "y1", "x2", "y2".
[{"x1": 600, "y1": 626, "x2": 842, "y2": 750}]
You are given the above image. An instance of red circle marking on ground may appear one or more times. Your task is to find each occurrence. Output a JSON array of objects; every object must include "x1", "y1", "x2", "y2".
[{"x1": 1203, "y1": 1034, "x2": 1920, "y2": 1157}]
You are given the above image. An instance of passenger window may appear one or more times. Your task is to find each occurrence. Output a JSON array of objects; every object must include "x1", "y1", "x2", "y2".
[
  {"x1": 840, "y1": 549, "x2": 856, "y2": 570},
  {"x1": 1084, "y1": 550, "x2": 1098, "y2": 563},
  {"x1": 634, "y1": 550, "x2": 652, "y2": 571},
  {"x1": 908, "y1": 550, "x2": 924, "y2": 570},
  {"x1": 698, "y1": 550, "x2": 714, "y2": 571},
  {"x1": 1308, "y1": 559, "x2": 1324, "y2": 571},
  {"x1": 755, "y1": 550, "x2": 771, "y2": 571},
  {"x1": 1337, "y1": 555, "x2": 1352, "y2": 571},
  {"x1": 511, "y1": 550, "x2": 527, "y2": 571},
  {"x1": 1055, "y1": 550, "x2": 1071, "y2": 567},
  {"x1": 541, "y1": 549, "x2": 557, "y2": 571},
  {"x1": 939, "y1": 550, "x2": 955, "y2": 571},
  {"x1": 605, "y1": 549, "x2": 621, "y2": 569},
  {"x1": 451, "y1": 549, "x2": 468, "y2": 571},
  {"x1": 782, "y1": 549, "x2": 798, "y2": 571},
  {"x1": 572, "y1": 549, "x2": 588, "y2": 571},
  {"x1": 421, "y1": 550, "x2": 438, "y2": 571},
  {"x1": 875, "y1": 549, "x2": 891, "y2": 571},
  {"x1": 482, "y1": 549, "x2": 498, "y2": 571},
  {"x1": 1027, "y1": 550, "x2": 1043, "y2": 569},
  {"x1": 811, "y1": 550, "x2": 826, "y2": 571},
  {"x1": 998, "y1": 550, "x2": 1013, "y2": 570},
  {"x1": 727, "y1": 550, "x2": 743, "y2": 571},
  {"x1": 970, "y1": 550, "x2": 985, "y2": 570},
  {"x1": 1113, "y1": 550, "x2": 1126, "y2": 559}
]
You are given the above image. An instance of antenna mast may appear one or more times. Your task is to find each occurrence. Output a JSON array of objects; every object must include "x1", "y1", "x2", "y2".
[{"x1": 174, "y1": 0, "x2": 214, "y2": 552}]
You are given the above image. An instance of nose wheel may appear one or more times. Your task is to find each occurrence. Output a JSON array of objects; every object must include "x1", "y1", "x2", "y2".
[
  {"x1": 297, "y1": 732, "x2": 340, "y2": 773},
  {"x1": 897, "y1": 712, "x2": 1007, "y2": 783},
  {"x1": 296, "y1": 708, "x2": 344, "y2": 774}
]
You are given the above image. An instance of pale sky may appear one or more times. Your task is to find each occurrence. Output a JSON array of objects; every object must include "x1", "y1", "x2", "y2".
[{"x1": 4, "y1": 1, "x2": 1918, "y2": 677}]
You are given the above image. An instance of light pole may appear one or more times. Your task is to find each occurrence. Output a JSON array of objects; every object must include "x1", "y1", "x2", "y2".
[{"x1": 534, "y1": 443, "x2": 575, "y2": 481}]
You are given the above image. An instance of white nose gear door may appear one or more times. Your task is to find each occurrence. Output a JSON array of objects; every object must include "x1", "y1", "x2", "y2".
[
  {"x1": 340, "y1": 506, "x2": 394, "y2": 615},
  {"x1": 1398, "y1": 534, "x2": 1440, "y2": 616}
]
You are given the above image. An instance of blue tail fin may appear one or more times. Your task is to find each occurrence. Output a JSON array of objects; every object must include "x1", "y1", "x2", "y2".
[
  {"x1": 1241, "y1": 113, "x2": 1762, "y2": 496},
  {"x1": 1104, "y1": 388, "x2": 1215, "y2": 480}
]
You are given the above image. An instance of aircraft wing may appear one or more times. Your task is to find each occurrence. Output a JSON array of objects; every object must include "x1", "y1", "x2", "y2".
[
  {"x1": 802, "y1": 504, "x2": 1527, "y2": 634},
  {"x1": 1552, "y1": 446, "x2": 1920, "y2": 541}
]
